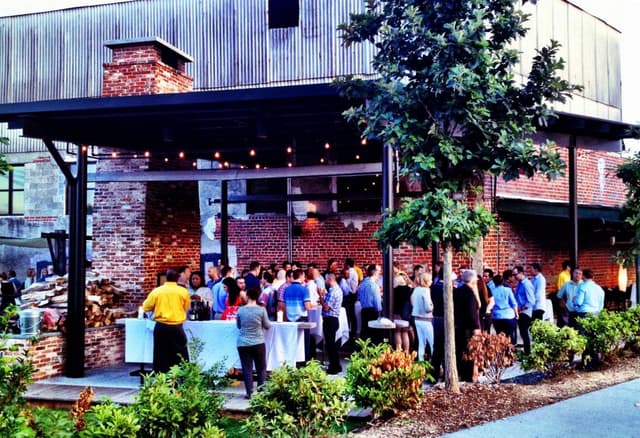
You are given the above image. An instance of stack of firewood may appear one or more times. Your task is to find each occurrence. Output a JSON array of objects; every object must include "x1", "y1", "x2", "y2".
[{"x1": 19, "y1": 271, "x2": 134, "y2": 331}]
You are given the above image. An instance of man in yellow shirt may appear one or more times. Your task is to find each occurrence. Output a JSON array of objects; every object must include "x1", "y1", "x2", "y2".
[
  {"x1": 142, "y1": 269, "x2": 191, "y2": 373},
  {"x1": 555, "y1": 260, "x2": 572, "y2": 327}
]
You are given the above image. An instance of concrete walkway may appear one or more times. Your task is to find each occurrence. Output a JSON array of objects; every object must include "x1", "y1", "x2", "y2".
[{"x1": 443, "y1": 378, "x2": 640, "y2": 438}]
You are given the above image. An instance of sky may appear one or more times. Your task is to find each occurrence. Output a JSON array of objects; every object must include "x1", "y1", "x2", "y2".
[{"x1": 0, "y1": 0, "x2": 639, "y2": 129}]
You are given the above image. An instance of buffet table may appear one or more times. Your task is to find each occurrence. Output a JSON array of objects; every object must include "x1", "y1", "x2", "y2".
[
  {"x1": 308, "y1": 307, "x2": 350, "y2": 345},
  {"x1": 122, "y1": 319, "x2": 306, "y2": 371}
]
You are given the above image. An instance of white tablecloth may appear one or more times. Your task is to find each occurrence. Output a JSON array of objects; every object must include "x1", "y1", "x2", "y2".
[
  {"x1": 308, "y1": 307, "x2": 350, "y2": 345},
  {"x1": 122, "y1": 319, "x2": 305, "y2": 371}
]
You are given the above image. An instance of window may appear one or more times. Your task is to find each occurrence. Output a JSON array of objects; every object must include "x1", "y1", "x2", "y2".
[
  {"x1": 0, "y1": 165, "x2": 24, "y2": 215},
  {"x1": 337, "y1": 175, "x2": 382, "y2": 213},
  {"x1": 268, "y1": 0, "x2": 299, "y2": 29},
  {"x1": 246, "y1": 179, "x2": 287, "y2": 214}
]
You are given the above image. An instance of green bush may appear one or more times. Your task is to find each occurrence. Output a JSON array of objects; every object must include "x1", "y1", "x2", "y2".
[
  {"x1": 577, "y1": 309, "x2": 630, "y2": 362},
  {"x1": 80, "y1": 401, "x2": 139, "y2": 438},
  {"x1": 31, "y1": 407, "x2": 75, "y2": 438},
  {"x1": 621, "y1": 306, "x2": 640, "y2": 348},
  {"x1": 518, "y1": 320, "x2": 586, "y2": 375},
  {"x1": 346, "y1": 339, "x2": 430, "y2": 416},
  {"x1": 244, "y1": 360, "x2": 351, "y2": 438},
  {"x1": 133, "y1": 360, "x2": 226, "y2": 438},
  {"x1": 0, "y1": 305, "x2": 38, "y2": 438}
]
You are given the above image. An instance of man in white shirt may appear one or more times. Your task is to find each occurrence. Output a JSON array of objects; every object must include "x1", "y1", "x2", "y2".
[{"x1": 530, "y1": 263, "x2": 547, "y2": 321}]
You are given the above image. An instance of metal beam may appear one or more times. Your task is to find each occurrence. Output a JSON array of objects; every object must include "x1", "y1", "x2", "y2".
[
  {"x1": 66, "y1": 145, "x2": 88, "y2": 378},
  {"x1": 569, "y1": 135, "x2": 578, "y2": 270},
  {"x1": 91, "y1": 162, "x2": 382, "y2": 182},
  {"x1": 382, "y1": 143, "x2": 393, "y2": 319},
  {"x1": 218, "y1": 193, "x2": 381, "y2": 203},
  {"x1": 43, "y1": 139, "x2": 74, "y2": 182},
  {"x1": 220, "y1": 180, "x2": 229, "y2": 267}
]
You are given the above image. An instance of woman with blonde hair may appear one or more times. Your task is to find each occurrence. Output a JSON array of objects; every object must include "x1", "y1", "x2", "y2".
[{"x1": 411, "y1": 272, "x2": 434, "y2": 362}]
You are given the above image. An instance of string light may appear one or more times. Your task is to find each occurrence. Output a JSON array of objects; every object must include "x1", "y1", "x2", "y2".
[
  {"x1": 111, "y1": 151, "x2": 117, "y2": 158},
  {"x1": 81, "y1": 145, "x2": 88, "y2": 152},
  {"x1": 133, "y1": 154, "x2": 138, "y2": 158},
  {"x1": 179, "y1": 151, "x2": 185, "y2": 159},
  {"x1": 320, "y1": 158, "x2": 325, "y2": 164},
  {"x1": 164, "y1": 157, "x2": 169, "y2": 163},
  {"x1": 144, "y1": 151, "x2": 150, "y2": 158},
  {"x1": 361, "y1": 138, "x2": 367, "y2": 145},
  {"x1": 355, "y1": 154, "x2": 360, "y2": 160},
  {"x1": 214, "y1": 151, "x2": 220, "y2": 159},
  {"x1": 192, "y1": 161, "x2": 197, "y2": 168},
  {"x1": 223, "y1": 161, "x2": 230, "y2": 168},
  {"x1": 219, "y1": 162, "x2": 224, "y2": 168},
  {"x1": 255, "y1": 164, "x2": 261, "y2": 169},
  {"x1": 324, "y1": 142, "x2": 330, "y2": 150},
  {"x1": 249, "y1": 149, "x2": 256, "y2": 157},
  {"x1": 287, "y1": 162, "x2": 293, "y2": 168},
  {"x1": 286, "y1": 146, "x2": 293, "y2": 154}
]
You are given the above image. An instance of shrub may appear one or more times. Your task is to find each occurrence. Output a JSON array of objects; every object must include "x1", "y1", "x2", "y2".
[
  {"x1": 133, "y1": 360, "x2": 226, "y2": 438},
  {"x1": 464, "y1": 332, "x2": 515, "y2": 383},
  {"x1": 518, "y1": 320, "x2": 586, "y2": 375},
  {"x1": 80, "y1": 401, "x2": 139, "y2": 438},
  {"x1": 621, "y1": 306, "x2": 640, "y2": 348},
  {"x1": 30, "y1": 407, "x2": 75, "y2": 438},
  {"x1": 577, "y1": 309, "x2": 630, "y2": 362},
  {"x1": 346, "y1": 339, "x2": 430, "y2": 416},
  {"x1": 244, "y1": 360, "x2": 351, "y2": 438},
  {"x1": 0, "y1": 305, "x2": 37, "y2": 438}
]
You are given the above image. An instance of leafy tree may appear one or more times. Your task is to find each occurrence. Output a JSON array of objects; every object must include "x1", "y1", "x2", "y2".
[
  {"x1": 339, "y1": 0, "x2": 579, "y2": 392},
  {"x1": 0, "y1": 137, "x2": 11, "y2": 174},
  {"x1": 616, "y1": 146, "x2": 640, "y2": 269}
]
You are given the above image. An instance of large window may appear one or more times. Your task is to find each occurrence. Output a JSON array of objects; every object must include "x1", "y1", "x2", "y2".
[{"x1": 0, "y1": 165, "x2": 24, "y2": 215}]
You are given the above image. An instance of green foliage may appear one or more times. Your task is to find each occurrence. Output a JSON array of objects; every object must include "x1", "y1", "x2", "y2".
[
  {"x1": 375, "y1": 188, "x2": 495, "y2": 252},
  {"x1": 577, "y1": 310, "x2": 630, "y2": 362},
  {"x1": 616, "y1": 150, "x2": 640, "y2": 267},
  {"x1": 0, "y1": 305, "x2": 38, "y2": 438},
  {"x1": 518, "y1": 320, "x2": 586, "y2": 375},
  {"x1": 243, "y1": 360, "x2": 351, "y2": 438},
  {"x1": 186, "y1": 332, "x2": 231, "y2": 390},
  {"x1": 464, "y1": 332, "x2": 515, "y2": 383},
  {"x1": 621, "y1": 305, "x2": 640, "y2": 347},
  {"x1": 346, "y1": 339, "x2": 430, "y2": 416},
  {"x1": 339, "y1": 0, "x2": 577, "y2": 253},
  {"x1": 80, "y1": 402, "x2": 139, "y2": 438},
  {"x1": 31, "y1": 407, "x2": 75, "y2": 438},
  {"x1": 133, "y1": 360, "x2": 226, "y2": 438}
]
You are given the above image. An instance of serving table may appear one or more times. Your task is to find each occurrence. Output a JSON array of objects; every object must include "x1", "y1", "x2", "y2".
[
  {"x1": 120, "y1": 318, "x2": 310, "y2": 371},
  {"x1": 308, "y1": 307, "x2": 350, "y2": 345}
]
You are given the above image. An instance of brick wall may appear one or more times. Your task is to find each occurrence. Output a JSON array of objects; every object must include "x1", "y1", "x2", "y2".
[
  {"x1": 102, "y1": 43, "x2": 193, "y2": 97},
  {"x1": 142, "y1": 181, "x2": 201, "y2": 294},
  {"x1": 6, "y1": 325, "x2": 124, "y2": 381},
  {"x1": 496, "y1": 148, "x2": 627, "y2": 207}
]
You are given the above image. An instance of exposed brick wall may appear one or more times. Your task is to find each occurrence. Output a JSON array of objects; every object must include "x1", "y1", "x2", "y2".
[
  {"x1": 142, "y1": 181, "x2": 201, "y2": 294},
  {"x1": 6, "y1": 325, "x2": 124, "y2": 381},
  {"x1": 496, "y1": 148, "x2": 627, "y2": 207}
]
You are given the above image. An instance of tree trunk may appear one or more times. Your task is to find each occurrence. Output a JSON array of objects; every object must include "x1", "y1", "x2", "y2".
[{"x1": 443, "y1": 242, "x2": 460, "y2": 393}]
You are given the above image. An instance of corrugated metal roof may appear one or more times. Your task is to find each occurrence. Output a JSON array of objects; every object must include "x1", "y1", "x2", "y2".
[{"x1": 0, "y1": 0, "x2": 376, "y2": 104}]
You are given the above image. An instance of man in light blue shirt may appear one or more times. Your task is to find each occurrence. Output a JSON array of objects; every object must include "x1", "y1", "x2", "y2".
[
  {"x1": 357, "y1": 264, "x2": 382, "y2": 341},
  {"x1": 514, "y1": 265, "x2": 535, "y2": 355},
  {"x1": 212, "y1": 266, "x2": 233, "y2": 319},
  {"x1": 530, "y1": 263, "x2": 547, "y2": 321},
  {"x1": 574, "y1": 269, "x2": 605, "y2": 316},
  {"x1": 557, "y1": 268, "x2": 582, "y2": 327}
]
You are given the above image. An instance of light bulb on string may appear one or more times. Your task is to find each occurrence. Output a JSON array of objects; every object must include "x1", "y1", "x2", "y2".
[
  {"x1": 214, "y1": 151, "x2": 220, "y2": 159},
  {"x1": 178, "y1": 151, "x2": 185, "y2": 159}
]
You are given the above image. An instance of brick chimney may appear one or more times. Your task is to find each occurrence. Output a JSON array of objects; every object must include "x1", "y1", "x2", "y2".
[{"x1": 102, "y1": 37, "x2": 193, "y2": 97}]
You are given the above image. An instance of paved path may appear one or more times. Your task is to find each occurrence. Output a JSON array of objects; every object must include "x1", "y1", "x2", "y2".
[{"x1": 443, "y1": 378, "x2": 640, "y2": 438}]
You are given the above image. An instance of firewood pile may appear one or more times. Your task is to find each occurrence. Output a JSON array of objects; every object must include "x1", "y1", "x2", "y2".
[{"x1": 19, "y1": 271, "x2": 134, "y2": 332}]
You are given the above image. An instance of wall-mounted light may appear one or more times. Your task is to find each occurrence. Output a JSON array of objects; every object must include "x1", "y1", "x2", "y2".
[{"x1": 618, "y1": 264, "x2": 628, "y2": 292}]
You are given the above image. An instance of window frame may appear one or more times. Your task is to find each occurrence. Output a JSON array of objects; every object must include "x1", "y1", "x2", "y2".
[{"x1": 0, "y1": 164, "x2": 25, "y2": 216}]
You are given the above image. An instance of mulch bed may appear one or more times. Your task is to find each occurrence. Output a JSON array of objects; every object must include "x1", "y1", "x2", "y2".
[{"x1": 351, "y1": 354, "x2": 640, "y2": 437}]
